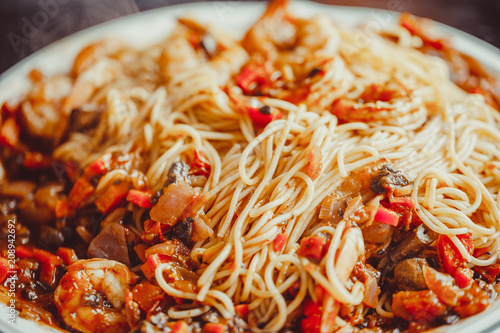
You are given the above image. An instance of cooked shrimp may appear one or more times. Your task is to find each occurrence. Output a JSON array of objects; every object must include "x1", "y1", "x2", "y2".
[
  {"x1": 243, "y1": 0, "x2": 339, "y2": 62},
  {"x1": 160, "y1": 18, "x2": 248, "y2": 86},
  {"x1": 241, "y1": 0, "x2": 346, "y2": 111},
  {"x1": 20, "y1": 75, "x2": 72, "y2": 140},
  {"x1": 242, "y1": 0, "x2": 295, "y2": 59},
  {"x1": 54, "y1": 259, "x2": 139, "y2": 333},
  {"x1": 72, "y1": 39, "x2": 124, "y2": 76}
]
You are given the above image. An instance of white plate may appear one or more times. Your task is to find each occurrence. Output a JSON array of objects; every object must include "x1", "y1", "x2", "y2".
[{"x1": 1, "y1": 1, "x2": 500, "y2": 332}]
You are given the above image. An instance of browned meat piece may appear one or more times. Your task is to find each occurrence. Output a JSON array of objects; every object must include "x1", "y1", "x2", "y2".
[
  {"x1": 87, "y1": 222, "x2": 131, "y2": 266},
  {"x1": 369, "y1": 164, "x2": 410, "y2": 194},
  {"x1": 362, "y1": 222, "x2": 394, "y2": 244},
  {"x1": 393, "y1": 258, "x2": 427, "y2": 291}
]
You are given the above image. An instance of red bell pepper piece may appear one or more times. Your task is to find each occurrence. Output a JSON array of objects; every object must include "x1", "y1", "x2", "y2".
[
  {"x1": 56, "y1": 247, "x2": 78, "y2": 265},
  {"x1": 454, "y1": 265, "x2": 473, "y2": 288},
  {"x1": 68, "y1": 178, "x2": 94, "y2": 208},
  {"x1": 392, "y1": 290, "x2": 447, "y2": 322},
  {"x1": 16, "y1": 246, "x2": 33, "y2": 259},
  {"x1": 0, "y1": 117, "x2": 20, "y2": 149},
  {"x1": 298, "y1": 237, "x2": 326, "y2": 261},
  {"x1": 126, "y1": 189, "x2": 153, "y2": 208},
  {"x1": 273, "y1": 233, "x2": 287, "y2": 252},
  {"x1": 475, "y1": 263, "x2": 500, "y2": 283},
  {"x1": 438, "y1": 234, "x2": 474, "y2": 275},
  {"x1": 389, "y1": 196, "x2": 415, "y2": 209},
  {"x1": 95, "y1": 180, "x2": 130, "y2": 214},
  {"x1": 203, "y1": 323, "x2": 225, "y2": 333},
  {"x1": 84, "y1": 157, "x2": 109, "y2": 178},
  {"x1": 374, "y1": 206, "x2": 399, "y2": 226},
  {"x1": 234, "y1": 304, "x2": 249, "y2": 321},
  {"x1": 190, "y1": 150, "x2": 211, "y2": 178},
  {"x1": 33, "y1": 249, "x2": 63, "y2": 287},
  {"x1": 140, "y1": 254, "x2": 170, "y2": 280},
  {"x1": 55, "y1": 199, "x2": 73, "y2": 219}
]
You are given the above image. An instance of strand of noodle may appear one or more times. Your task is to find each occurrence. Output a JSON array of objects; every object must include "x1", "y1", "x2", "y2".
[
  {"x1": 241, "y1": 253, "x2": 260, "y2": 302},
  {"x1": 197, "y1": 243, "x2": 232, "y2": 301},
  {"x1": 219, "y1": 112, "x2": 297, "y2": 293},
  {"x1": 239, "y1": 120, "x2": 286, "y2": 185},
  {"x1": 167, "y1": 306, "x2": 211, "y2": 319}
]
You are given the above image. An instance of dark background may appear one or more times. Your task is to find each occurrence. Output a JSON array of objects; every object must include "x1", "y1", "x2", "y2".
[{"x1": 1, "y1": 0, "x2": 500, "y2": 74}]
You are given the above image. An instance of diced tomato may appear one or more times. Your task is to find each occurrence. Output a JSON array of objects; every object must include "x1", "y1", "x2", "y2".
[
  {"x1": 68, "y1": 178, "x2": 94, "y2": 208},
  {"x1": 307, "y1": 144, "x2": 322, "y2": 181},
  {"x1": 0, "y1": 117, "x2": 20, "y2": 149},
  {"x1": 140, "y1": 254, "x2": 170, "y2": 280},
  {"x1": 303, "y1": 298, "x2": 321, "y2": 317},
  {"x1": 203, "y1": 323, "x2": 225, "y2": 333},
  {"x1": 474, "y1": 247, "x2": 490, "y2": 258},
  {"x1": 453, "y1": 281, "x2": 489, "y2": 318},
  {"x1": 284, "y1": 85, "x2": 311, "y2": 105},
  {"x1": 247, "y1": 106, "x2": 282, "y2": 128},
  {"x1": 84, "y1": 158, "x2": 109, "y2": 178},
  {"x1": 16, "y1": 246, "x2": 33, "y2": 259},
  {"x1": 171, "y1": 321, "x2": 189, "y2": 333},
  {"x1": 95, "y1": 180, "x2": 130, "y2": 214},
  {"x1": 235, "y1": 62, "x2": 270, "y2": 94},
  {"x1": 33, "y1": 249, "x2": 63, "y2": 287},
  {"x1": 234, "y1": 304, "x2": 249, "y2": 321},
  {"x1": 141, "y1": 220, "x2": 168, "y2": 243},
  {"x1": 0, "y1": 257, "x2": 15, "y2": 284},
  {"x1": 298, "y1": 237, "x2": 326, "y2": 261},
  {"x1": 273, "y1": 233, "x2": 287, "y2": 252},
  {"x1": 437, "y1": 234, "x2": 474, "y2": 275},
  {"x1": 423, "y1": 265, "x2": 463, "y2": 306},
  {"x1": 22, "y1": 151, "x2": 52, "y2": 169},
  {"x1": 454, "y1": 265, "x2": 473, "y2": 288},
  {"x1": 392, "y1": 290, "x2": 447, "y2": 322},
  {"x1": 55, "y1": 199, "x2": 73, "y2": 219},
  {"x1": 132, "y1": 283, "x2": 165, "y2": 313},
  {"x1": 389, "y1": 196, "x2": 414, "y2": 227},
  {"x1": 56, "y1": 247, "x2": 78, "y2": 265},
  {"x1": 301, "y1": 299, "x2": 321, "y2": 333},
  {"x1": 134, "y1": 244, "x2": 149, "y2": 263},
  {"x1": 374, "y1": 206, "x2": 399, "y2": 226},
  {"x1": 474, "y1": 263, "x2": 500, "y2": 283},
  {"x1": 126, "y1": 189, "x2": 152, "y2": 208},
  {"x1": 190, "y1": 150, "x2": 211, "y2": 178}
]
